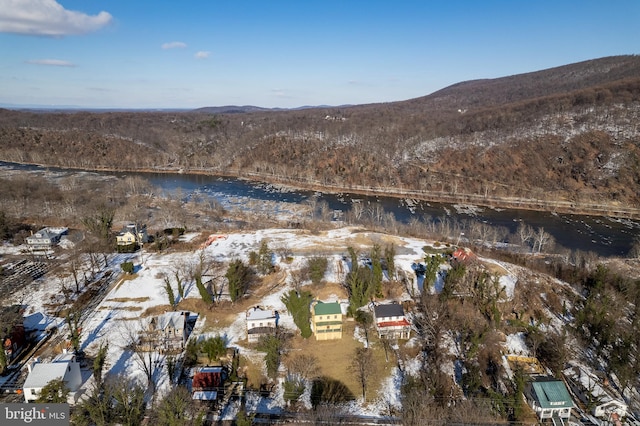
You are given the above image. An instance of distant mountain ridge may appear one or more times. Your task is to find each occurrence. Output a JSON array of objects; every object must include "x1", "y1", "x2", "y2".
[
  {"x1": 191, "y1": 104, "x2": 346, "y2": 114},
  {"x1": 1, "y1": 55, "x2": 639, "y2": 217}
]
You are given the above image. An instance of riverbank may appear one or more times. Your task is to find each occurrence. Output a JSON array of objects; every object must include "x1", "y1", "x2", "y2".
[{"x1": 3, "y1": 160, "x2": 640, "y2": 219}]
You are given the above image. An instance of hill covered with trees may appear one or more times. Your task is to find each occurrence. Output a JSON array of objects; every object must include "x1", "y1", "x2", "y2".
[{"x1": 1, "y1": 55, "x2": 640, "y2": 216}]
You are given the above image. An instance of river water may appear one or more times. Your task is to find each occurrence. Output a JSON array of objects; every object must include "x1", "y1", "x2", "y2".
[{"x1": 2, "y1": 162, "x2": 638, "y2": 257}]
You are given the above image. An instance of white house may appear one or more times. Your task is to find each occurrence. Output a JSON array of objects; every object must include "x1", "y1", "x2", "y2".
[
  {"x1": 26, "y1": 227, "x2": 68, "y2": 252},
  {"x1": 246, "y1": 307, "x2": 278, "y2": 343},
  {"x1": 22, "y1": 352, "x2": 82, "y2": 403},
  {"x1": 373, "y1": 303, "x2": 411, "y2": 340},
  {"x1": 563, "y1": 364, "x2": 628, "y2": 420}
]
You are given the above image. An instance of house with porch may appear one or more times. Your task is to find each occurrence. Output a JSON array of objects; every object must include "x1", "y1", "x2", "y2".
[
  {"x1": 311, "y1": 301, "x2": 343, "y2": 341},
  {"x1": 26, "y1": 227, "x2": 68, "y2": 252},
  {"x1": 246, "y1": 307, "x2": 279, "y2": 343},
  {"x1": 524, "y1": 377, "x2": 574, "y2": 424},
  {"x1": 373, "y1": 303, "x2": 411, "y2": 340}
]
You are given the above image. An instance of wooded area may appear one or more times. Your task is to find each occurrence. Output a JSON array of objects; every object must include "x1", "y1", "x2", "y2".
[{"x1": 1, "y1": 55, "x2": 640, "y2": 215}]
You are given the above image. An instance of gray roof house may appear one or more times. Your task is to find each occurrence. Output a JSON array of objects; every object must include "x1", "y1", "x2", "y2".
[
  {"x1": 25, "y1": 227, "x2": 68, "y2": 252},
  {"x1": 373, "y1": 303, "x2": 411, "y2": 340},
  {"x1": 22, "y1": 352, "x2": 82, "y2": 403},
  {"x1": 116, "y1": 223, "x2": 148, "y2": 246},
  {"x1": 146, "y1": 311, "x2": 191, "y2": 352}
]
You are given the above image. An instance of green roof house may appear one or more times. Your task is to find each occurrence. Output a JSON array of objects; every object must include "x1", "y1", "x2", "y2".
[
  {"x1": 525, "y1": 378, "x2": 574, "y2": 424},
  {"x1": 311, "y1": 301, "x2": 343, "y2": 341}
]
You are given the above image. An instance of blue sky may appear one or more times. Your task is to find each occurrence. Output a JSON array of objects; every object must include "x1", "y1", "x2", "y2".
[{"x1": 1, "y1": 0, "x2": 638, "y2": 109}]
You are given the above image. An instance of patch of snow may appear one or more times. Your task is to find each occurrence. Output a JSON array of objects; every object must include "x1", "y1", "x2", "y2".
[{"x1": 504, "y1": 332, "x2": 529, "y2": 356}]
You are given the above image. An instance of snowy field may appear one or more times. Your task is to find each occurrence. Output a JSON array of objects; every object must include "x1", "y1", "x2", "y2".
[{"x1": 4, "y1": 226, "x2": 524, "y2": 418}]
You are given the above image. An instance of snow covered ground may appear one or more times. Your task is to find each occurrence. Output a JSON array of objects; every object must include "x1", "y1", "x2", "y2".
[
  {"x1": 3, "y1": 225, "x2": 590, "y2": 420},
  {"x1": 3, "y1": 226, "x2": 437, "y2": 416}
]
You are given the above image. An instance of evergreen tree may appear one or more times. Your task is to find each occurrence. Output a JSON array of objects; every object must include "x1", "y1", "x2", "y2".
[
  {"x1": 0, "y1": 346, "x2": 7, "y2": 373},
  {"x1": 226, "y1": 259, "x2": 252, "y2": 302},
  {"x1": 93, "y1": 342, "x2": 109, "y2": 388},
  {"x1": 163, "y1": 277, "x2": 176, "y2": 310},
  {"x1": 257, "y1": 334, "x2": 283, "y2": 379},
  {"x1": 37, "y1": 378, "x2": 69, "y2": 403},
  {"x1": 195, "y1": 274, "x2": 212, "y2": 305},
  {"x1": 200, "y1": 335, "x2": 227, "y2": 363},
  {"x1": 384, "y1": 244, "x2": 396, "y2": 280},
  {"x1": 307, "y1": 257, "x2": 328, "y2": 285},
  {"x1": 370, "y1": 244, "x2": 383, "y2": 297},
  {"x1": 120, "y1": 261, "x2": 134, "y2": 274},
  {"x1": 346, "y1": 266, "x2": 375, "y2": 316},
  {"x1": 153, "y1": 386, "x2": 198, "y2": 426},
  {"x1": 258, "y1": 239, "x2": 274, "y2": 274},
  {"x1": 424, "y1": 254, "x2": 443, "y2": 291},
  {"x1": 281, "y1": 289, "x2": 313, "y2": 338}
]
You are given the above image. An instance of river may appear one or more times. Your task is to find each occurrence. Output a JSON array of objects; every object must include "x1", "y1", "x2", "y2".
[{"x1": 1, "y1": 161, "x2": 638, "y2": 257}]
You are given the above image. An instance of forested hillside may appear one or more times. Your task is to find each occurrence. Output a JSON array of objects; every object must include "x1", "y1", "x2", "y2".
[{"x1": 1, "y1": 55, "x2": 640, "y2": 216}]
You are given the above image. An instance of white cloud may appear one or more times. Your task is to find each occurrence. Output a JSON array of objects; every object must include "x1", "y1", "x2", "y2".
[
  {"x1": 0, "y1": 0, "x2": 112, "y2": 36},
  {"x1": 26, "y1": 59, "x2": 76, "y2": 67},
  {"x1": 162, "y1": 41, "x2": 187, "y2": 50},
  {"x1": 194, "y1": 51, "x2": 210, "y2": 59}
]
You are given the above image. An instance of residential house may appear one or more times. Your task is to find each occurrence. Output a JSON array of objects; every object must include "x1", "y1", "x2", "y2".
[
  {"x1": 563, "y1": 364, "x2": 628, "y2": 421},
  {"x1": 146, "y1": 311, "x2": 191, "y2": 352},
  {"x1": 191, "y1": 366, "x2": 228, "y2": 401},
  {"x1": 373, "y1": 303, "x2": 411, "y2": 340},
  {"x1": 26, "y1": 227, "x2": 68, "y2": 252},
  {"x1": 22, "y1": 352, "x2": 82, "y2": 403},
  {"x1": 116, "y1": 223, "x2": 148, "y2": 246},
  {"x1": 524, "y1": 377, "x2": 574, "y2": 423},
  {"x1": 311, "y1": 301, "x2": 342, "y2": 341},
  {"x1": 246, "y1": 307, "x2": 279, "y2": 343}
]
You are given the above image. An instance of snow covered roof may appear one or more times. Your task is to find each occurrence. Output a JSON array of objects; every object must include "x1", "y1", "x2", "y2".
[
  {"x1": 192, "y1": 390, "x2": 217, "y2": 400},
  {"x1": 247, "y1": 307, "x2": 277, "y2": 321},
  {"x1": 23, "y1": 363, "x2": 68, "y2": 389},
  {"x1": 151, "y1": 311, "x2": 188, "y2": 330},
  {"x1": 23, "y1": 355, "x2": 77, "y2": 389}
]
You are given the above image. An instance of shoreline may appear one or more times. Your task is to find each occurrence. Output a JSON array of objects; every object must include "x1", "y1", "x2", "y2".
[{"x1": 3, "y1": 160, "x2": 640, "y2": 219}]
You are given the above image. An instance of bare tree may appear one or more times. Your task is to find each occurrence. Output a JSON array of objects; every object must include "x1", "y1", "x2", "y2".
[
  {"x1": 533, "y1": 226, "x2": 554, "y2": 253},
  {"x1": 286, "y1": 354, "x2": 320, "y2": 381},
  {"x1": 516, "y1": 222, "x2": 534, "y2": 252},
  {"x1": 349, "y1": 347, "x2": 374, "y2": 400},
  {"x1": 119, "y1": 319, "x2": 164, "y2": 398}
]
